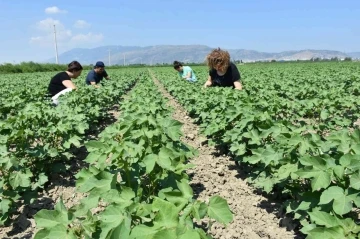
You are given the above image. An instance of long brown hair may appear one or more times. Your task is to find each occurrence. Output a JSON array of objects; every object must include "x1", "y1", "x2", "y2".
[{"x1": 206, "y1": 48, "x2": 230, "y2": 72}]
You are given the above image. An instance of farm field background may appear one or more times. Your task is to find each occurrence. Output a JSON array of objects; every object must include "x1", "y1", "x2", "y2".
[{"x1": 1, "y1": 61, "x2": 360, "y2": 239}]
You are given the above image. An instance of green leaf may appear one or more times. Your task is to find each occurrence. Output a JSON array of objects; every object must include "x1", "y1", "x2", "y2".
[
  {"x1": 1, "y1": 199, "x2": 11, "y2": 215},
  {"x1": 34, "y1": 198, "x2": 70, "y2": 229},
  {"x1": 68, "y1": 135, "x2": 81, "y2": 148},
  {"x1": 97, "y1": 205, "x2": 129, "y2": 239},
  {"x1": 162, "y1": 119, "x2": 183, "y2": 141},
  {"x1": 229, "y1": 142, "x2": 246, "y2": 156},
  {"x1": 192, "y1": 201, "x2": 208, "y2": 221},
  {"x1": 333, "y1": 195, "x2": 353, "y2": 215},
  {"x1": 333, "y1": 165, "x2": 345, "y2": 179},
  {"x1": 77, "y1": 171, "x2": 116, "y2": 194},
  {"x1": 307, "y1": 226, "x2": 345, "y2": 239},
  {"x1": 85, "y1": 141, "x2": 107, "y2": 152},
  {"x1": 143, "y1": 154, "x2": 157, "y2": 174},
  {"x1": 176, "y1": 179, "x2": 193, "y2": 200},
  {"x1": 152, "y1": 197, "x2": 179, "y2": 229},
  {"x1": 319, "y1": 186, "x2": 353, "y2": 215},
  {"x1": 350, "y1": 173, "x2": 360, "y2": 190},
  {"x1": 311, "y1": 171, "x2": 331, "y2": 191},
  {"x1": 85, "y1": 152, "x2": 102, "y2": 164},
  {"x1": 320, "y1": 186, "x2": 344, "y2": 205},
  {"x1": 108, "y1": 219, "x2": 131, "y2": 239},
  {"x1": 320, "y1": 110, "x2": 329, "y2": 120},
  {"x1": 157, "y1": 147, "x2": 173, "y2": 170},
  {"x1": 339, "y1": 154, "x2": 356, "y2": 167},
  {"x1": 33, "y1": 224, "x2": 77, "y2": 239},
  {"x1": 207, "y1": 196, "x2": 233, "y2": 225},
  {"x1": 308, "y1": 211, "x2": 338, "y2": 228},
  {"x1": 179, "y1": 230, "x2": 201, "y2": 239},
  {"x1": 9, "y1": 169, "x2": 33, "y2": 188},
  {"x1": 130, "y1": 224, "x2": 160, "y2": 239}
]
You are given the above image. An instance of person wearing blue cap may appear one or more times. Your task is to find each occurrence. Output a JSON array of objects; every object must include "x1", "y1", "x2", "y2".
[{"x1": 85, "y1": 61, "x2": 111, "y2": 86}]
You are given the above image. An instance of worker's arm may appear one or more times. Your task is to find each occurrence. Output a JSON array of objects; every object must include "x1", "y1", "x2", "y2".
[
  {"x1": 62, "y1": 80, "x2": 77, "y2": 90},
  {"x1": 204, "y1": 75, "x2": 212, "y2": 87},
  {"x1": 90, "y1": 81, "x2": 100, "y2": 88},
  {"x1": 233, "y1": 81, "x2": 243, "y2": 90}
]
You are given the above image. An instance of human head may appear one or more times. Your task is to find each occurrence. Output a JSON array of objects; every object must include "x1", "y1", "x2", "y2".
[
  {"x1": 94, "y1": 61, "x2": 105, "y2": 74},
  {"x1": 206, "y1": 48, "x2": 231, "y2": 72},
  {"x1": 173, "y1": 60, "x2": 183, "y2": 72},
  {"x1": 67, "y1": 61, "x2": 83, "y2": 78}
]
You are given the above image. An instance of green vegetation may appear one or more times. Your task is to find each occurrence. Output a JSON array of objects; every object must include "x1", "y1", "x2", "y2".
[
  {"x1": 153, "y1": 61, "x2": 360, "y2": 239},
  {"x1": 0, "y1": 69, "x2": 232, "y2": 238},
  {"x1": 1, "y1": 61, "x2": 360, "y2": 238},
  {"x1": 0, "y1": 69, "x2": 140, "y2": 225}
]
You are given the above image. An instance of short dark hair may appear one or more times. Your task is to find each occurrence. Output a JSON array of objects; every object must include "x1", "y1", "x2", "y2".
[
  {"x1": 67, "y1": 61, "x2": 83, "y2": 72},
  {"x1": 173, "y1": 60, "x2": 183, "y2": 70}
]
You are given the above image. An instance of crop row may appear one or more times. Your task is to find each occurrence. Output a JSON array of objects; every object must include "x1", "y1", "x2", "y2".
[
  {"x1": 153, "y1": 64, "x2": 360, "y2": 239},
  {"x1": 0, "y1": 69, "x2": 142, "y2": 225},
  {"x1": 32, "y1": 72, "x2": 232, "y2": 238}
]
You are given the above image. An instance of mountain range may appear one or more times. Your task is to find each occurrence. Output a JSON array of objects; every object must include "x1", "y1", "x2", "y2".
[{"x1": 46, "y1": 45, "x2": 358, "y2": 65}]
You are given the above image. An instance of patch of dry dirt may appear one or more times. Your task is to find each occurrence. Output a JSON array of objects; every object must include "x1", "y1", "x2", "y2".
[{"x1": 150, "y1": 71, "x2": 298, "y2": 239}]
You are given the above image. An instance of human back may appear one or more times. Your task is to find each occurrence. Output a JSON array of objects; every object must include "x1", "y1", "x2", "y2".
[
  {"x1": 47, "y1": 60, "x2": 83, "y2": 105},
  {"x1": 85, "y1": 61, "x2": 109, "y2": 86},
  {"x1": 173, "y1": 61, "x2": 197, "y2": 82},
  {"x1": 48, "y1": 61, "x2": 83, "y2": 96}
]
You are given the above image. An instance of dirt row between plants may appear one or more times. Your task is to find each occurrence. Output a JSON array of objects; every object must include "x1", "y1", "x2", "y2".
[
  {"x1": 0, "y1": 103, "x2": 124, "y2": 239},
  {"x1": 150, "y1": 72, "x2": 297, "y2": 239}
]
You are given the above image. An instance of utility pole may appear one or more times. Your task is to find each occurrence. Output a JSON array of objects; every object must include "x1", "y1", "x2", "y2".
[
  {"x1": 53, "y1": 24, "x2": 59, "y2": 64},
  {"x1": 123, "y1": 54, "x2": 126, "y2": 66},
  {"x1": 108, "y1": 49, "x2": 111, "y2": 66}
]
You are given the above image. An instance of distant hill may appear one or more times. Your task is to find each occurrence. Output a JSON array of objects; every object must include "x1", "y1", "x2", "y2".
[
  {"x1": 347, "y1": 52, "x2": 360, "y2": 59},
  {"x1": 45, "y1": 45, "x2": 354, "y2": 65}
]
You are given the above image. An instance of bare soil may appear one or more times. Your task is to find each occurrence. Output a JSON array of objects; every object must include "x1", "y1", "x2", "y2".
[{"x1": 150, "y1": 72, "x2": 298, "y2": 239}]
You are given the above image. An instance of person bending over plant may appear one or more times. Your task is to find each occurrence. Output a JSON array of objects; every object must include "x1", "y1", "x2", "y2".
[
  {"x1": 204, "y1": 48, "x2": 243, "y2": 90},
  {"x1": 47, "y1": 61, "x2": 83, "y2": 105}
]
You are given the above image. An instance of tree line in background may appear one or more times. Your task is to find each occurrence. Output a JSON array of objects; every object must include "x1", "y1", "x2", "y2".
[
  {"x1": 0, "y1": 57, "x2": 354, "y2": 74},
  {"x1": 0, "y1": 62, "x2": 208, "y2": 74}
]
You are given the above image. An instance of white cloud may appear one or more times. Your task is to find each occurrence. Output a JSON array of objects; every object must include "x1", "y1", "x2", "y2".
[
  {"x1": 30, "y1": 18, "x2": 104, "y2": 50},
  {"x1": 71, "y1": 32, "x2": 104, "y2": 43},
  {"x1": 30, "y1": 36, "x2": 42, "y2": 42},
  {"x1": 74, "y1": 20, "x2": 91, "y2": 29},
  {"x1": 31, "y1": 18, "x2": 72, "y2": 47},
  {"x1": 45, "y1": 6, "x2": 67, "y2": 14},
  {"x1": 36, "y1": 18, "x2": 65, "y2": 32}
]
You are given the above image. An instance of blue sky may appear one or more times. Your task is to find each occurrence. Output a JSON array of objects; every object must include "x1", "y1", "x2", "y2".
[{"x1": 0, "y1": 0, "x2": 359, "y2": 63}]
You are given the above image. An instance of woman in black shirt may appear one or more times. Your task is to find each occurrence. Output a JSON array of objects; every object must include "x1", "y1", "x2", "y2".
[
  {"x1": 204, "y1": 48, "x2": 243, "y2": 90},
  {"x1": 48, "y1": 61, "x2": 83, "y2": 105}
]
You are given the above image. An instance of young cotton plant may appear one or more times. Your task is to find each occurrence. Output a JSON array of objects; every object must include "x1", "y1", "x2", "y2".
[{"x1": 33, "y1": 73, "x2": 233, "y2": 239}]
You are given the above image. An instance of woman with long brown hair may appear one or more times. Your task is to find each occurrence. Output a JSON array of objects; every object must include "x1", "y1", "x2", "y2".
[{"x1": 204, "y1": 48, "x2": 243, "y2": 90}]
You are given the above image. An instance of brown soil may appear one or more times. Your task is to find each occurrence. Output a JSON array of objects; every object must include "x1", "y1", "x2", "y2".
[{"x1": 149, "y1": 71, "x2": 298, "y2": 239}]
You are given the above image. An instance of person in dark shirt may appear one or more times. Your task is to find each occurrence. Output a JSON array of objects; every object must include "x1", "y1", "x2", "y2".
[
  {"x1": 204, "y1": 48, "x2": 243, "y2": 90},
  {"x1": 48, "y1": 61, "x2": 83, "y2": 105},
  {"x1": 85, "y1": 61, "x2": 111, "y2": 87}
]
